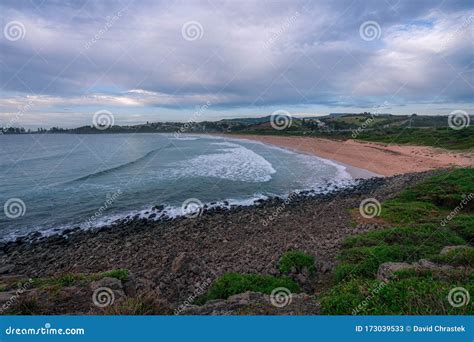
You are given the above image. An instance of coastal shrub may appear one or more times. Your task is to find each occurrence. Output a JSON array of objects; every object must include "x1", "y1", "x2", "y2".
[
  {"x1": 354, "y1": 126, "x2": 474, "y2": 150},
  {"x1": 325, "y1": 168, "x2": 474, "y2": 315},
  {"x1": 334, "y1": 245, "x2": 415, "y2": 281},
  {"x1": 100, "y1": 269, "x2": 129, "y2": 282},
  {"x1": 387, "y1": 168, "x2": 474, "y2": 211},
  {"x1": 446, "y1": 214, "x2": 474, "y2": 241},
  {"x1": 321, "y1": 277, "x2": 474, "y2": 315},
  {"x1": 342, "y1": 224, "x2": 465, "y2": 249},
  {"x1": 334, "y1": 241, "x2": 465, "y2": 281},
  {"x1": 336, "y1": 223, "x2": 466, "y2": 281},
  {"x1": 278, "y1": 250, "x2": 316, "y2": 275},
  {"x1": 380, "y1": 201, "x2": 439, "y2": 224},
  {"x1": 198, "y1": 273, "x2": 299, "y2": 303},
  {"x1": 432, "y1": 246, "x2": 474, "y2": 267}
]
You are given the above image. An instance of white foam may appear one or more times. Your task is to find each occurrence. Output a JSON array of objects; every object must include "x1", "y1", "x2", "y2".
[
  {"x1": 170, "y1": 137, "x2": 198, "y2": 141},
  {"x1": 171, "y1": 141, "x2": 276, "y2": 182}
]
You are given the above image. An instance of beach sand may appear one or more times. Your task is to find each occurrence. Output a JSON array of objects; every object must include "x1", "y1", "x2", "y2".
[{"x1": 228, "y1": 135, "x2": 474, "y2": 176}]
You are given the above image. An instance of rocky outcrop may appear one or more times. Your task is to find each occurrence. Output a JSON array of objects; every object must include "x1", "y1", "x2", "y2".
[{"x1": 178, "y1": 291, "x2": 319, "y2": 315}]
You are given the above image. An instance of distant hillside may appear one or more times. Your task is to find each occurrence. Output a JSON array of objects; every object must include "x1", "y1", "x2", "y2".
[{"x1": 2, "y1": 112, "x2": 472, "y2": 150}]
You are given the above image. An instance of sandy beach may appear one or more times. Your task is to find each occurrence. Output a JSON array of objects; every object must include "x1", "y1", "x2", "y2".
[{"x1": 228, "y1": 135, "x2": 474, "y2": 176}]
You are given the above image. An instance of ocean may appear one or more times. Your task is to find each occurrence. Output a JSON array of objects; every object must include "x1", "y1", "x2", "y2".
[{"x1": 0, "y1": 133, "x2": 354, "y2": 240}]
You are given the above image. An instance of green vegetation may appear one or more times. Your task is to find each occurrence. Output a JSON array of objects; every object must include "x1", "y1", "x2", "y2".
[
  {"x1": 278, "y1": 250, "x2": 316, "y2": 275},
  {"x1": 321, "y1": 272, "x2": 474, "y2": 315},
  {"x1": 335, "y1": 225, "x2": 465, "y2": 281},
  {"x1": 433, "y1": 246, "x2": 474, "y2": 267},
  {"x1": 30, "y1": 268, "x2": 129, "y2": 289},
  {"x1": 355, "y1": 126, "x2": 474, "y2": 150},
  {"x1": 106, "y1": 296, "x2": 163, "y2": 315},
  {"x1": 322, "y1": 168, "x2": 474, "y2": 314},
  {"x1": 101, "y1": 269, "x2": 129, "y2": 282},
  {"x1": 198, "y1": 273, "x2": 299, "y2": 304},
  {"x1": 232, "y1": 114, "x2": 474, "y2": 150}
]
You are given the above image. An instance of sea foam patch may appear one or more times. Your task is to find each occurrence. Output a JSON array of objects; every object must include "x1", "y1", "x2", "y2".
[{"x1": 171, "y1": 141, "x2": 276, "y2": 182}]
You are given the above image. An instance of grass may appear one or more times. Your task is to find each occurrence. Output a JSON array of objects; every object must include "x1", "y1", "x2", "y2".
[
  {"x1": 355, "y1": 126, "x2": 474, "y2": 150},
  {"x1": 432, "y1": 246, "x2": 474, "y2": 266},
  {"x1": 197, "y1": 273, "x2": 299, "y2": 304},
  {"x1": 278, "y1": 250, "x2": 316, "y2": 276},
  {"x1": 105, "y1": 296, "x2": 166, "y2": 315},
  {"x1": 321, "y1": 274, "x2": 474, "y2": 315},
  {"x1": 322, "y1": 168, "x2": 474, "y2": 314},
  {"x1": 101, "y1": 269, "x2": 129, "y2": 282},
  {"x1": 30, "y1": 268, "x2": 129, "y2": 289},
  {"x1": 335, "y1": 224, "x2": 466, "y2": 280},
  {"x1": 234, "y1": 125, "x2": 474, "y2": 150}
]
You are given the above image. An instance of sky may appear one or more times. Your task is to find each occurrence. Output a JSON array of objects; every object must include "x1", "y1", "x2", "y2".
[{"x1": 0, "y1": 0, "x2": 473, "y2": 128}]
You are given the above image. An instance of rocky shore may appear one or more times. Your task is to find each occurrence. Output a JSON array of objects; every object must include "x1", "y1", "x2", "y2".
[{"x1": 0, "y1": 170, "x2": 442, "y2": 314}]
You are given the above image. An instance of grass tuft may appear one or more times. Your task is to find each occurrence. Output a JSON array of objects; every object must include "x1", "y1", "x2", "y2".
[
  {"x1": 278, "y1": 250, "x2": 316, "y2": 275},
  {"x1": 198, "y1": 273, "x2": 299, "y2": 304}
]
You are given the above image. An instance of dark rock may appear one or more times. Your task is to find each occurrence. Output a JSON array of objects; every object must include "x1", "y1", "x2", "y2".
[{"x1": 0, "y1": 264, "x2": 15, "y2": 274}]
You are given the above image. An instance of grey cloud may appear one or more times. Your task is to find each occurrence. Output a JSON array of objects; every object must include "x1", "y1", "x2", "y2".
[{"x1": 0, "y1": 0, "x2": 473, "y2": 123}]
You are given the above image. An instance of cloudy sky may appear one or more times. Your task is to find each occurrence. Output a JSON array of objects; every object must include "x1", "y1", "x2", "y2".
[{"x1": 1, "y1": 0, "x2": 473, "y2": 128}]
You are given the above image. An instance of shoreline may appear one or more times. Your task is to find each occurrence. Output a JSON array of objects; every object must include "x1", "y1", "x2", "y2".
[
  {"x1": 0, "y1": 170, "x2": 441, "y2": 314},
  {"x1": 1, "y1": 134, "x2": 376, "y2": 243},
  {"x1": 224, "y1": 134, "x2": 474, "y2": 176},
  {"x1": 209, "y1": 134, "x2": 380, "y2": 179}
]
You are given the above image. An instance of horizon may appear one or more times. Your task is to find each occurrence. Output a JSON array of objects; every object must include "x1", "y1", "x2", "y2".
[
  {"x1": 1, "y1": 0, "x2": 473, "y2": 128},
  {"x1": 4, "y1": 111, "x2": 474, "y2": 131}
]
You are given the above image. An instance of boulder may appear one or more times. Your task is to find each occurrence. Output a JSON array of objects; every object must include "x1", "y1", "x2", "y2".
[
  {"x1": 440, "y1": 245, "x2": 469, "y2": 256},
  {"x1": 228, "y1": 291, "x2": 265, "y2": 305},
  {"x1": 0, "y1": 264, "x2": 14, "y2": 274},
  {"x1": 377, "y1": 262, "x2": 413, "y2": 282},
  {"x1": 171, "y1": 253, "x2": 187, "y2": 273}
]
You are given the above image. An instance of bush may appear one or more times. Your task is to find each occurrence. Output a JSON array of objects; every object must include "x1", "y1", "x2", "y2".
[
  {"x1": 432, "y1": 246, "x2": 474, "y2": 266},
  {"x1": 198, "y1": 273, "x2": 299, "y2": 304},
  {"x1": 278, "y1": 250, "x2": 316, "y2": 275}
]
